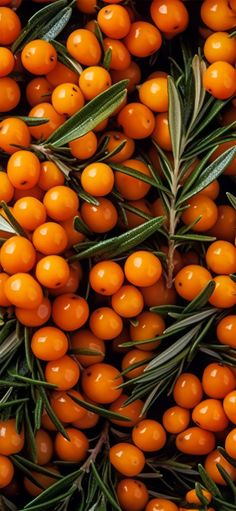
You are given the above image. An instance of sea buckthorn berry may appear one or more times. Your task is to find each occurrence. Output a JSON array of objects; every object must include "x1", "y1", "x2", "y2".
[
  {"x1": 4, "y1": 273, "x2": 43, "y2": 309},
  {"x1": 81, "y1": 198, "x2": 118, "y2": 233},
  {"x1": 46, "y1": 61, "x2": 78, "y2": 87},
  {"x1": 72, "y1": 407, "x2": 99, "y2": 430},
  {"x1": 0, "y1": 172, "x2": 14, "y2": 203},
  {"x1": 132, "y1": 419, "x2": 166, "y2": 452},
  {"x1": 35, "y1": 429, "x2": 53, "y2": 466},
  {"x1": 109, "y1": 394, "x2": 144, "y2": 427},
  {"x1": 31, "y1": 326, "x2": 68, "y2": 361},
  {"x1": 51, "y1": 390, "x2": 86, "y2": 423},
  {"x1": 104, "y1": 38, "x2": 131, "y2": 70},
  {"x1": 97, "y1": 5, "x2": 131, "y2": 39},
  {"x1": 201, "y1": 0, "x2": 236, "y2": 31},
  {"x1": 89, "y1": 260, "x2": 124, "y2": 295},
  {"x1": 45, "y1": 355, "x2": 80, "y2": 390},
  {"x1": 181, "y1": 195, "x2": 218, "y2": 232},
  {"x1": 50, "y1": 261, "x2": 81, "y2": 297},
  {"x1": 206, "y1": 240, "x2": 236, "y2": 274},
  {"x1": 76, "y1": 0, "x2": 97, "y2": 13},
  {"x1": 116, "y1": 479, "x2": 149, "y2": 511},
  {"x1": 209, "y1": 275, "x2": 236, "y2": 308},
  {"x1": 109, "y1": 443, "x2": 145, "y2": 477},
  {"x1": 125, "y1": 200, "x2": 152, "y2": 229},
  {"x1": 130, "y1": 311, "x2": 165, "y2": 351},
  {"x1": 152, "y1": 112, "x2": 172, "y2": 151},
  {"x1": 139, "y1": 78, "x2": 168, "y2": 113},
  {"x1": 24, "y1": 467, "x2": 59, "y2": 497},
  {"x1": 0, "y1": 419, "x2": 24, "y2": 455},
  {"x1": 0, "y1": 273, "x2": 11, "y2": 307},
  {"x1": 141, "y1": 276, "x2": 177, "y2": 308},
  {"x1": 61, "y1": 213, "x2": 85, "y2": 248},
  {"x1": 112, "y1": 285, "x2": 144, "y2": 318},
  {"x1": 145, "y1": 499, "x2": 179, "y2": 511},
  {"x1": 161, "y1": 246, "x2": 183, "y2": 275},
  {"x1": 196, "y1": 180, "x2": 220, "y2": 201},
  {"x1": 66, "y1": 29, "x2": 102, "y2": 66},
  {"x1": 0, "y1": 47, "x2": 14, "y2": 77},
  {"x1": 204, "y1": 32, "x2": 236, "y2": 64},
  {"x1": 176, "y1": 427, "x2": 216, "y2": 455},
  {"x1": 69, "y1": 132, "x2": 98, "y2": 160},
  {"x1": 223, "y1": 391, "x2": 236, "y2": 424},
  {"x1": 0, "y1": 77, "x2": 20, "y2": 112},
  {"x1": 14, "y1": 185, "x2": 44, "y2": 201},
  {"x1": 29, "y1": 103, "x2": 66, "y2": 140},
  {"x1": 217, "y1": 315, "x2": 236, "y2": 348},
  {"x1": 162, "y1": 406, "x2": 190, "y2": 434},
  {"x1": 0, "y1": 7, "x2": 21, "y2": 45},
  {"x1": 125, "y1": 251, "x2": 162, "y2": 287},
  {"x1": 151, "y1": 0, "x2": 189, "y2": 34},
  {"x1": 52, "y1": 83, "x2": 85, "y2": 116},
  {"x1": 175, "y1": 265, "x2": 212, "y2": 301},
  {"x1": 36, "y1": 255, "x2": 70, "y2": 289},
  {"x1": 55, "y1": 428, "x2": 88, "y2": 462},
  {"x1": 89, "y1": 307, "x2": 123, "y2": 339},
  {"x1": 79, "y1": 66, "x2": 112, "y2": 100},
  {"x1": 15, "y1": 296, "x2": 51, "y2": 327},
  {"x1": 43, "y1": 186, "x2": 79, "y2": 221},
  {"x1": 110, "y1": 60, "x2": 141, "y2": 93},
  {"x1": 121, "y1": 349, "x2": 155, "y2": 379},
  {"x1": 13, "y1": 197, "x2": 47, "y2": 231},
  {"x1": 82, "y1": 363, "x2": 123, "y2": 403},
  {"x1": 52, "y1": 293, "x2": 89, "y2": 331},
  {"x1": 0, "y1": 456, "x2": 14, "y2": 489},
  {"x1": 118, "y1": 103, "x2": 155, "y2": 139},
  {"x1": 173, "y1": 373, "x2": 203, "y2": 408},
  {"x1": 114, "y1": 159, "x2": 152, "y2": 200},
  {"x1": 124, "y1": 21, "x2": 162, "y2": 57},
  {"x1": 71, "y1": 329, "x2": 105, "y2": 367},
  {"x1": 32, "y1": 222, "x2": 68, "y2": 255},
  {"x1": 7, "y1": 150, "x2": 40, "y2": 190},
  {"x1": 192, "y1": 398, "x2": 229, "y2": 432},
  {"x1": 202, "y1": 363, "x2": 236, "y2": 399},
  {"x1": 185, "y1": 488, "x2": 212, "y2": 505},
  {"x1": 26, "y1": 77, "x2": 53, "y2": 107},
  {"x1": 0, "y1": 236, "x2": 36, "y2": 274},
  {"x1": 0, "y1": 118, "x2": 31, "y2": 155},
  {"x1": 204, "y1": 449, "x2": 236, "y2": 485},
  {"x1": 102, "y1": 131, "x2": 135, "y2": 163},
  {"x1": 207, "y1": 204, "x2": 236, "y2": 242},
  {"x1": 225, "y1": 428, "x2": 236, "y2": 459},
  {"x1": 81, "y1": 162, "x2": 114, "y2": 196},
  {"x1": 203, "y1": 61, "x2": 236, "y2": 99},
  {"x1": 21, "y1": 39, "x2": 57, "y2": 75}
]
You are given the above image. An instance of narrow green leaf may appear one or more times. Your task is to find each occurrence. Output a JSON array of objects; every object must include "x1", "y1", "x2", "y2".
[
  {"x1": 24, "y1": 327, "x2": 34, "y2": 373},
  {"x1": 183, "y1": 281, "x2": 216, "y2": 313},
  {"x1": 68, "y1": 392, "x2": 131, "y2": 422},
  {"x1": 52, "y1": 40, "x2": 82, "y2": 75},
  {"x1": 46, "y1": 81, "x2": 128, "y2": 147},
  {"x1": 73, "y1": 216, "x2": 91, "y2": 237},
  {"x1": 0, "y1": 117, "x2": 49, "y2": 126},
  {"x1": 34, "y1": 397, "x2": 43, "y2": 431},
  {"x1": 164, "y1": 308, "x2": 217, "y2": 334},
  {"x1": 91, "y1": 463, "x2": 122, "y2": 511},
  {"x1": 0, "y1": 398, "x2": 29, "y2": 409},
  {"x1": 171, "y1": 233, "x2": 216, "y2": 242},
  {"x1": 177, "y1": 146, "x2": 217, "y2": 204},
  {"x1": 198, "y1": 464, "x2": 222, "y2": 498},
  {"x1": 110, "y1": 162, "x2": 158, "y2": 188},
  {"x1": 42, "y1": 7, "x2": 72, "y2": 41},
  {"x1": 23, "y1": 469, "x2": 82, "y2": 509},
  {"x1": 1, "y1": 201, "x2": 28, "y2": 238},
  {"x1": 0, "y1": 213, "x2": 18, "y2": 235},
  {"x1": 24, "y1": 405, "x2": 37, "y2": 463},
  {"x1": 227, "y1": 192, "x2": 236, "y2": 210},
  {"x1": 103, "y1": 48, "x2": 112, "y2": 70},
  {"x1": 168, "y1": 76, "x2": 182, "y2": 160}
]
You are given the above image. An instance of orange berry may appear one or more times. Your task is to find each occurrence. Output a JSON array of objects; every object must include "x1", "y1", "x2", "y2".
[
  {"x1": 205, "y1": 449, "x2": 236, "y2": 485},
  {"x1": 0, "y1": 172, "x2": 14, "y2": 203},
  {"x1": 141, "y1": 276, "x2": 177, "y2": 308},
  {"x1": 0, "y1": 273, "x2": 11, "y2": 307},
  {"x1": 192, "y1": 398, "x2": 229, "y2": 432},
  {"x1": 0, "y1": 419, "x2": 24, "y2": 455},
  {"x1": 204, "y1": 31, "x2": 236, "y2": 64},
  {"x1": 102, "y1": 130, "x2": 135, "y2": 163},
  {"x1": 82, "y1": 362, "x2": 123, "y2": 403},
  {"x1": 7, "y1": 150, "x2": 40, "y2": 190},
  {"x1": 0, "y1": 236, "x2": 36, "y2": 274},
  {"x1": 89, "y1": 260, "x2": 124, "y2": 295},
  {"x1": 13, "y1": 197, "x2": 47, "y2": 231},
  {"x1": 31, "y1": 326, "x2": 68, "y2": 361},
  {"x1": 81, "y1": 198, "x2": 118, "y2": 233},
  {"x1": 13, "y1": 185, "x2": 44, "y2": 202},
  {"x1": 24, "y1": 467, "x2": 59, "y2": 497},
  {"x1": 130, "y1": 311, "x2": 165, "y2": 351},
  {"x1": 0, "y1": 47, "x2": 14, "y2": 77},
  {"x1": 29, "y1": 103, "x2": 65, "y2": 140},
  {"x1": 207, "y1": 204, "x2": 236, "y2": 241},
  {"x1": 97, "y1": 5, "x2": 131, "y2": 39},
  {"x1": 4, "y1": 273, "x2": 43, "y2": 309},
  {"x1": 112, "y1": 285, "x2": 144, "y2": 318},
  {"x1": 52, "y1": 83, "x2": 84, "y2": 116},
  {"x1": 0, "y1": 7, "x2": 21, "y2": 45},
  {"x1": 139, "y1": 77, "x2": 168, "y2": 113},
  {"x1": 36, "y1": 255, "x2": 70, "y2": 289},
  {"x1": 125, "y1": 250, "x2": 162, "y2": 287},
  {"x1": 51, "y1": 390, "x2": 86, "y2": 423},
  {"x1": 72, "y1": 407, "x2": 99, "y2": 430},
  {"x1": 185, "y1": 488, "x2": 212, "y2": 505},
  {"x1": 89, "y1": 306, "x2": 123, "y2": 339},
  {"x1": 26, "y1": 77, "x2": 53, "y2": 107},
  {"x1": 225, "y1": 428, "x2": 236, "y2": 459},
  {"x1": 217, "y1": 315, "x2": 236, "y2": 348},
  {"x1": 124, "y1": 21, "x2": 162, "y2": 57},
  {"x1": 206, "y1": 240, "x2": 236, "y2": 274},
  {"x1": 46, "y1": 61, "x2": 78, "y2": 87},
  {"x1": 66, "y1": 29, "x2": 102, "y2": 66},
  {"x1": 182, "y1": 194, "x2": 218, "y2": 232},
  {"x1": 118, "y1": 102, "x2": 155, "y2": 139},
  {"x1": 55, "y1": 428, "x2": 88, "y2": 462},
  {"x1": 0, "y1": 77, "x2": 20, "y2": 112},
  {"x1": 21, "y1": 39, "x2": 57, "y2": 75},
  {"x1": 109, "y1": 443, "x2": 145, "y2": 477},
  {"x1": 209, "y1": 275, "x2": 236, "y2": 308},
  {"x1": 32, "y1": 222, "x2": 68, "y2": 255},
  {"x1": 152, "y1": 112, "x2": 172, "y2": 151},
  {"x1": 116, "y1": 479, "x2": 149, "y2": 511},
  {"x1": 43, "y1": 186, "x2": 79, "y2": 221},
  {"x1": 76, "y1": 0, "x2": 97, "y2": 13},
  {"x1": 132, "y1": 419, "x2": 166, "y2": 452},
  {"x1": 175, "y1": 264, "x2": 212, "y2": 301},
  {"x1": 124, "y1": 200, "x2": 152, "y2": 229},
  {"x1": 45, "y1": 355, "x2": 80, "y2": 390},
  {"x1": 71, "y1": 329, "x2": 105, "y2": 367},
  {"x1": 145, "y1": 499, "x2": 179, "y2": 511},
  {"x1": 115, "y1": 159, "x2": 152, "y2": 200},
  {"x1": 162, "y1": 406, "x2": 190, "y2": 434},
  {"x1": 79, "y1": 66, "x2": 111, "y2": 100},
  {"x1": 121, "y1": 349, "x2": 155, "y2": 379},
  {"x1": 203, "y1": 61, "x2": 236, "y2": 99},
  {"x1": 69, "y1": 131, "x2": 98, "y2": 160},
  {"x1": 50, "y1": 261, "x2": 81, "y2": 297},
  {"x1": 110, "y1": 60, "x2": 141, "y2": 93},
  {"x1": 52, "y1": 293, "x2": 89, "y2": 331},
  {"x1": 109, "y1": 394, "x2": 144, "y2": 427},
  {"x1": 0, "y1": 456, "x2": 14, "y2": 489},
  {"x1": 104, "y1": 38, "x2": 131, "y2": 70},
  {"x1": 210, "y1": 140, "x2": 236, "y2": 176},
  {"x1": 151, "y1": 0, "x2": 189, "y2": 34},
  {"x1": 15, "y1": 296, "x2": 51, "y2": 327},
  {"x1": 35, "y1": 429, "x2": 53, "y2": 466},
  {"x1": 201, "y1": 0, "x2": 236, "y2": 31},
  {"x1": 224, "y1": 390, "x2": 236, "y2": 424},
  {"x1": 202, "y1": 363, "x2": 236, "y2": 399},
  {"x1": 176, "y1": 427, "x2": 216, "y2": 455},
  {"x1": 81, "y1": 162, "x2": 114, "y2": 196},
  {"x1": 173, "y1": 373, "x2": 203, "y2": 408},
  {"x1": 0, "y1": 118, "x2": 31, "y2": 155},
  {"x1": 61, "y1": 213, "x2": 85, "y2": 248}
]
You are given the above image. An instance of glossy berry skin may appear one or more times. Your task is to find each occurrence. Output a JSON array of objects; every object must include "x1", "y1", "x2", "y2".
[
  {"x1": 24, "y1": 467, "x2": 59, "y2": 497},
  {"x1": 151, "y1": 0, "x2": 189, "y2": 34},
  {"x1": 103, "y1": 131, "x2": 135, "y2": 163},
  {"x1": 139, "y1": 77, "x2": 168, "y2": 113},
  {"x1": 203, "y1": 61, "x2": 236, "y2": 99},
  {"x1": 36, "y1": 255, "x2": 70, "y2": 289},
  {"x1": 50, "y1": 390, "x2": 86, "y2": 423},
  {"x1": 204, "y1": 449, "x2": 236, "y2": 485},
  {"x1": 125, "y1": 251, "x2": 162, "y2": 288},
  {"x1": 110, "y1": 61, "x2": 141, "y2": 93},
  {"x1": 7, "y1": 150, "x2": 40, "y2": 190},
  {"x1": 35, "y1": 429, "x2": 53, "y2": 465},
  {"x1": 115, "y1": 159, "x2": 152, "y2": 201},
  {"x1": 0, "y1": 7, "x2": 21, "y2": 45},
  {"x1": 145, "y1": 499, "x2": 179, "y2": 511},
  {"x1": 46, "y1": 61, "x2": 78, "y2": 87},
  {"x1": 21, "y1": 40, "x2": 57, "y2": 75},
  {"x1": 33, "y1": 222, "x2": 68, "y2": 255},
  {"x1": 52, "y1": 293, "x2": 89, "y2": 331},
  {"x1": 15, "y1": 297, "x2": 51, "y2": 327},
  {"x1": 223, "y1": 391, "x2": 236, "y2": 424},
  {"x1": 174, "y1": 265, "x2": 212, "y2": 301},
  {"x1": 130, "y1": 311, "x2": 165, "y2": 351},
  {"x1": 52, "y1": 83, "x2": 84, "y2": 116},
  {"x1": 55, "y1": 428, "x2": 89, "y2": 462},
  {"x1": 0, "y1": 236, "x2": 36, "y2": 274},
  {"x1": 43, "y1": 186, "x2": 79, "y2": 222},
  {"x1": 71, "y1": 329, "x2": 105, "y2": 367},
  {"x1": 4, "y1": 273, "x2": 43, "y2": 309},
  {"x1": 89, "y1": 307, "x2": 123, "y2": 339},
  {"x1": 162, "y1": 406, "x2": 190, "y2": 434},
  {"x1": 132, "y1": 419, "x2": 166, "y2": 452},
  {"x1": 185, "y1": 488, "x2": 212, "y2": 505},
  {"x1": 29, "y1": 103, "x2": 65, "y2": 140},
  {"x1": 0, "y1": 419, "x2": 24, "y2": 455},
  {"x1": 26, "y1": 77, "x2": 53, "y2": 107},
  {"x1": 202, "y1": 363, "x2": 236, "y2": 399},
  {"x1": 118, "y1": 103, "x2": 155, "y2": 139},
  {"x1": 181, "y1": 195, "x2": 218, "y2": 232},
  {"x1": 124, "y1": 21, "x2": 162, "y2": 57},
  {"x1": 112, "y1": 285, "x2": 144, "y2": 318},
  {"x1": 104, "y1": 38, "x2": 131, "y2": 71},
  {"x1": 0, "y1": 273, "x2": 11, "y2": 307},
  {"x1": 121, "y1": 349, "x2": 155, "y2": 379},
  {"x1": 38, "y1": 161, "x2": 64, "y2": 190},
  {"x1": 173, "y1": 373, "x2": 203, "y2": 409},
  {"x1": 31, "y1": 326, "x2": 68, "y2": 361},
  {"x1": 217, "y1": 315, "x2": 236, "y2": 348},
  {"x1": 116, "y1": 479, "x2": 149, "y2": 511},
  {"x1": 66, "y1": 29, "x2": 102, "y2": 66},
  {"x1": 0, "y1": 118, "x2": 31, "y2": 155},
  {"x1": 209, "y1": 276, "x2": 236, "y2": 308},
  {"x1": 109, "y1": 443, "x2": 145, "y2": 477},
  {"x1": 81, "y1": 162, "x2": 114, "y2": 196},
  {"x1": 176, "y1": 427, "x2": 216, "y2": 455},
  {"x1": 109, "y1": 394, "x2": 144, "y2": 428},
  {"x1": 152, "y1": 113, "x2": 172, "y2": 151},
  {"x1": 82, "y1": 363, "x2": 123, "y2": 404},
  {"x1": 0, "y1": 455, "x2": 14, "y2": 489},
  {"x1": 141, "y1": 276, "x2": 177, "y2": 308},
  {"x1": 0, "y1": 77, "x2": 20, "y2": 112},
  {"x1": 45, "y1": 355, "x2": 80, "y2": 390},
  {"x1": 81, "y1": 198, "x2": 118, "y2": 233},
  {"x1": 97, "y1": 5, "x2": 131, "y2": 39},
  {"x1": 206, "y1": 240, "x2": 236, "y2": 274},
  {"x1": 69, "y1": 132, "x2": 98, "y2": 160},
  {"x1": 192, "y1": 398, "x2": 229, "y2": 432},
  {"x1": 89, "y1": 260, "x2": 124, "y2": 295},
  {"x1": 79, "y1": 66, "x2": 112, "y2": 100},
  {"x1": 201, "y1": 0, "x2": 236, "y2": 31},
  {"x1": 13, "y1": 197, "x2": 47, "y2": 231},
  {"x1": 204, "y1": 32, "x2": 236, "y2": 64},
  {"x1": 0, "y1": 172, "x2": 14, "y2": 203}
]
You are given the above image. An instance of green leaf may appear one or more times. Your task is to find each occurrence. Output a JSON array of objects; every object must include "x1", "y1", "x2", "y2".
[
  {"x1": 163, "y1": 308, "x2": 217, "y2": 334},
  {"x1": 177, "y1": 146, "x2": 217, "y2": 204},
  {"x1": 183, "y1": 281, "x2": 216, "y2": 313},
  {"x1": 73, "y1": 215, "x2": 91, "y2": 237},
  {"x1": 24, "y1": 404, "x2": 37, "y2": 463},
  {"x1": 24, "y1": 327, "x2": 34, "y2": 373},
  {"x1": 68, "y1": 392, "x2": 131, "y2": 422},
  {"x1": 0, "y1": 213, "x2": 15, "y2": 234},
  {"x1": 171, "y1": 233, "x2": 216, "y2": 242},
  {"x1": 189, "y1": 55, "x2": 206, "y2": 131},
  {"x1": 198, "y1": 464, "x2": 222, "y2": 498},
  {"x1": 42, "y1": 7, "x2": 72, "y2": 41},
  {"x1": 52, "y1": 40, "x2": 83, "y2": 75},
  {"x1": 0, "y1": 117, "x2": 49, "y2": 126},
  {"x1": 110, "y1": 162, "x2": 171, "y2": 195},
  {"x1": 103, "y1": 48, "x2": 112, "y2": 70},
  {"x1": 46, "y1": 81, "x2": 128, "y2": 147},
  {"x1": 34, "y1": 396, "x2": 43, "y2": 431},
  {"x1": 227, "y1": 192, "x2": 236, "y2": 210},
  {"x1": 1, "y1": 201, "x2": 28, "y2": 238},
  {"x1": 168, "y1": 76, "x2": 182, "y2": 161},
  {"x1": 91, "y1": 463, "x2": 122, "y2": 511}
]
